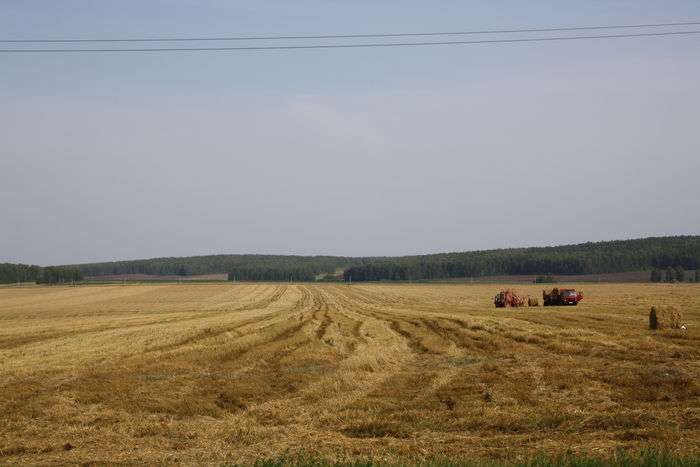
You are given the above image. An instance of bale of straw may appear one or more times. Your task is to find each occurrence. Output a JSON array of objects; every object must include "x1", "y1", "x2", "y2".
[
  {"x1": 528, "y1": 297, "x2": 539, "y2": 307},
  {"x1": 649, "y1": 305, "x2": 682, "y2": 330}
]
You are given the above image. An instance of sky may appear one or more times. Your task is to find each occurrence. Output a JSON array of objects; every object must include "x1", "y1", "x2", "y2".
[{"x1": 1, "y1": 1, "x2": 700, "y2": 265}]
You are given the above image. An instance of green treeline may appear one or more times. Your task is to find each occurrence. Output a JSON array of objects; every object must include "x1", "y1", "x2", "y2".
[
  {"x1": 71, "y1": 255, "x2": 376, "y2": 279},
  {"x1": 343, "y1": 236, "x2": 700, "y2": 282},
  {"x1": 59, "y1": 235, "x2": 700, "y2": 283},
  {"x1": 36, "y1": 266, "x2": 83, "y2": 284},
  {"x1": 0, "y1": 263, "x2": 83, "y2": 284},
  {"x1": 650, "y1": 265, "x2": 700, "y2": 283},
  {"x1": 0, "y1": 263, "x2": 41, "y2": 284}
]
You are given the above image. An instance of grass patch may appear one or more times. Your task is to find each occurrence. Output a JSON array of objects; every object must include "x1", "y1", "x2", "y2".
[{"x1": 233, "y1": 449, "x2": 700, "y2": 466}]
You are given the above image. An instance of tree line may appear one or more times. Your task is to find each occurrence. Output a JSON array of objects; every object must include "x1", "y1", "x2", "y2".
[
  {"x1": 343, "y1": 236, "x2": 700, "y2": 282},
  {"x1": 71, "y1": 254, "x2": 374, "y2": 278},
  {"x1": 36, "y1": 266, "x2": 84, "y2": 284},
  {"x1": 650, "y1": 266, "x2": 699, "y2": 283},
  {"x1": 47, "y1": 235, "x2": 700, "y2": 283},
  {"x1": 0, "y1": 263, "x2": 83, "y2": 285},
  {"x1": 0, "y1": 263, "x2": 41, "y2": 284}
]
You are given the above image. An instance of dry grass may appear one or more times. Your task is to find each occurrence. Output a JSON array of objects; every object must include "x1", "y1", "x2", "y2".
[
  {"x1": 0, "y1": 282, "x2": 698, "y2": 465},
  {"x1": 649, "y1": 305, "x2": 683, "y2": 330}
]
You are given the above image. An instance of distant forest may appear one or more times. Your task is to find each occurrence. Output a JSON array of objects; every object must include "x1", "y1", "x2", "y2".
[
  {"x1": 0, "y1": 263, "x2": 83, "y2": 285},
  {"x1": 343, "y1": 236, "x2": 700, "y2": 281},
  {"x1": 54, "y1": 235, "x2": 700, "y2": 283},
  {"x1": 0, "y1": 263, "x2": 40, "y2": 284},
  {"x1": 70, "y1": 255, "x2": 377, "y2": 282}
]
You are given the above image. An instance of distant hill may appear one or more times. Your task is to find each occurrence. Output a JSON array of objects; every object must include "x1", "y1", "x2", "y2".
[
  {"x1": 343, "y1": 236, "x2": 700, "y2": 282},
  {"x1": 62, "y1": 235, "x2": 700, "y2": 282},
  {"x1": 70, "y1": 255, "x2": 378, "y2": 282}
]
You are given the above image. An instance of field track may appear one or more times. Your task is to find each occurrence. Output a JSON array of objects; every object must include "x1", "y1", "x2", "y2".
[{"x1": 0, "y1": 283, "x2": 699, "y2": 464}]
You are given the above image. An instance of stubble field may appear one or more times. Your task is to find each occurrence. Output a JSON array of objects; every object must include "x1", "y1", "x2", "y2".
[{"x1": 0, "y1": 283, "x2": 698, "y2": 465}]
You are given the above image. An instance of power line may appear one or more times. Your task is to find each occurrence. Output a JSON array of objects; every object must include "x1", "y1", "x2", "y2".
[
  {"x1": 1, "y1": 30, "x2": 699, "y2": 53},
  {"x1": 1, "y1": 20, "x2": 699, "y2": 43}
]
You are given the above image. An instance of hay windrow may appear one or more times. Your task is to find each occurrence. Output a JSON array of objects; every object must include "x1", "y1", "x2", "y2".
[
  {"x1": 0, "y1": 283, "x2": 698, "y2": 464},
  {"x1": 649, "y1": 305, "x2": 683, "y2": 330}
]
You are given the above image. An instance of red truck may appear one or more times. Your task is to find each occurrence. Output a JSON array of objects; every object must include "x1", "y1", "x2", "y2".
[{"x1": 543, "y1": 288, "x2": 583, "y2": 306}]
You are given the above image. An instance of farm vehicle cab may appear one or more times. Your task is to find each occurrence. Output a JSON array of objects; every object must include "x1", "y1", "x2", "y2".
[{"x1": 543, "y1": 288, "x2": 583, "y2": 306}]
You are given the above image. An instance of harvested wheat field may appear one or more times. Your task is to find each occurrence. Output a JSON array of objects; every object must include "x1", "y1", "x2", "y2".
[{"x1": 0, "y1": 283, "x2": 699, "y2": 465}]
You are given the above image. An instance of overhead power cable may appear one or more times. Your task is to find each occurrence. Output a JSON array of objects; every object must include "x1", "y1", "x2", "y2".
[
  {"x1": 1, "y1": 20, "x2": 699, "y2": 43},
  {"x1": 0, "y1": 21, "x2": 700, "y2": 43},
  {"x1": 1, "y1": 30, "x2": 699, "y2": 53}
]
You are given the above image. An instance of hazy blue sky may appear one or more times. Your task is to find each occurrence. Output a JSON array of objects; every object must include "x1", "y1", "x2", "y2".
[{"x1": 2, "y1": 1, "x2": 700, "y2": 265}]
